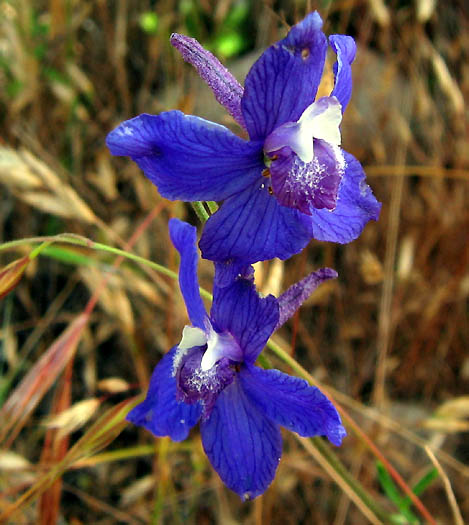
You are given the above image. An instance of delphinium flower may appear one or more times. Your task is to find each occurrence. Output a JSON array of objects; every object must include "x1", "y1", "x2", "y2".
[
  {"x1": 127, "y1": 218, "x2": 346, "y2": 500},
  {"x1": 107, "y1": 12, "x2": 381, "y2": 268}
]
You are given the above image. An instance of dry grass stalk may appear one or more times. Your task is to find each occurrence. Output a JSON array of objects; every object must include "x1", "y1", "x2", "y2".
[
  {"x1": 0, "y1": 1, "x2": 468, "y2": 522},
  {"x1": 0, "y1": 313, "x2": 89, "y2": 448},
  {"x1": 424, "y1": 446, "x2": 464, "y2": 525},
  {"x1": 38, "y1": 359, "x2": 73, "y2": 525}
]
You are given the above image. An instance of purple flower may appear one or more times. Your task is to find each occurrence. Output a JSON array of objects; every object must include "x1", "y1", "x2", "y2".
[
  {"x1": 127, "y1": 219, "x2": 346, "y2": 500},
  {"x1": 107, "y1": 11, "x2": 380, "y2": 266}
]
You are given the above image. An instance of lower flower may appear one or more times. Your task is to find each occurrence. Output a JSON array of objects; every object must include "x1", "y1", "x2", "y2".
[{"x1": 126, "y1": 219, "x2": 346, "y2": 499}]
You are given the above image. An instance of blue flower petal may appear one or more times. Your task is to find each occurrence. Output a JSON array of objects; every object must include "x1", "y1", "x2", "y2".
[
  {"x1": 199, "y1": 181, "x2": 314, "y2": 264},
  {"x1": 169, "y1": 218, "x2": 207, "y2": 329},
  {"x1": 329, "y1": 35, "x2": 356, "y2": 113},
  {"x1": 309, "y1": 151, "x2": 381, "y2": 243},
  {"x1": 200, "y1": 378, "x2": 282, "y2": 500},
  {"x1": 127, "y1": 346, "x2": 202, "y2": 441},
  {"x1": 210, "y1": 277, "x2": 278, "y2": 364},
  {"x1": 106, "y1": 111, "x2": 263, "y2": 201},
  {"x1": 213, "y1": 261, "x2": 254, "y2": 288},
  {"x1": 241, "y1": 365, "x2": 346, "y2": 446},
  {"x1": 241, "y1": 12, "x2": 328, "y2": 141}
]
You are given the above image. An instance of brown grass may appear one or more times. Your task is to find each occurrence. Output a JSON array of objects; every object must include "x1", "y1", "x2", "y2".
[{"x1": 0, "y1": 0, "x2": 468, "y2": 523}]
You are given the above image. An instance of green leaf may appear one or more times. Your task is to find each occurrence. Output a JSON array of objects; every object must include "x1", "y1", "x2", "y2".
[
  {"x1": 406, "y1": 468, "x2": 439, "y2": 503},
  {"x1": 377, "y1": 461, "x2": 404, "y2": 506},
  {"x1": 376, "y1": 462, "x2": 419, "y2": 523},
  {"x1": 40, "y1": 245, "x2": 100, "y2": 267}
]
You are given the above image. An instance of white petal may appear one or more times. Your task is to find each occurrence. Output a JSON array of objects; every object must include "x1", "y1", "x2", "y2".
[
  {"x1": 299, "y1": 96, "x2": 342, "y2": 151},
  {"x1": 200, "y1": 329, "x2": 222, "y2": 371},
  {"x1": 178, "y1": 325, "x2": 207, "y2": 350},
  {"x1": 200, "y1": 327, "x2": 243, "y2": 372},
  {"x1": 288, "y1": 122, "x2": 315, "y2": 164},
  {"x1": 264, "y1": 97, "x2": 343, "y2": 165}
]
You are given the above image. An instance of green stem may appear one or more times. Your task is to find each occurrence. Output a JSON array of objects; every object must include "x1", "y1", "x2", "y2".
[
  {"x1": 29, "y1": 240, "x2": 54, "y2": 259},
  {"x1": 191, "y1": 201, "x2": 210, "y2": 223},
  {"x1": 206, "y1": 201, "x2": 219, "y2": 214},
  {"x1": 72, "y1": 445, "x2": 157, "y2": 467},
  {"x1": 312, "y1": 437, "x2": 392, "y2": 523},
  {"x1": 0, "y1": 236, "x2": 58, "y2": 253},
  {"x1": 0, "y1": 234, "x2": 212, "y2": 300},
  {"x1": 152, "y1": 439, "x2": 168, "y2": 525}
]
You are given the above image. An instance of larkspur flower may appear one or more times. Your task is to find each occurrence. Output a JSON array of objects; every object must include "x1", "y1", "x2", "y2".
[
  {"x1": 127, "y1": 218, "x2": 346, "y2": 500},
  {"x1": 107, "y1": 12, "x2": 381, "y2": 268}
]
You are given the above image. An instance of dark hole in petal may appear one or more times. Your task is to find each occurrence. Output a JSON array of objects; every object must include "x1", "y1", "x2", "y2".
[{"x1": 150, "y1": 144, "x2": 162, "y2": 157}]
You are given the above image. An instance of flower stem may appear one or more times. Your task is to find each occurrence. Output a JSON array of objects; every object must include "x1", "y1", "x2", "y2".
[
  {"x1": 191, "y1": 201, "x2": 210, "y2": 223},
  {"x1": 206, "y1": 201, "x2": 219, "y2": 214}
]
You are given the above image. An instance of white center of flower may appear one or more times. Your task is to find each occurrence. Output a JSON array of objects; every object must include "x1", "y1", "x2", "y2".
[
  {"x1": 201, "y1": 329, "x2": 225, "y2": 371},
  {"x1": 178, "y1": 325, "x2": 207, "y2": 350},
  {"x1": 264, "y1": 96, "x2": 343, "y2": 164},
  {"x1": 176, "y1": 322, "x2": 242, "y2": 373}
]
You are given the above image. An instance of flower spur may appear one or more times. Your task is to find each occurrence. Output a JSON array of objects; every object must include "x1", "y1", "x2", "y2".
[
  {"x1": 107, "y1": 12, "x2": 381, "y2": 267},
  {"x1": 126, "y1": 219, "x2": 346, "y2": 499}
]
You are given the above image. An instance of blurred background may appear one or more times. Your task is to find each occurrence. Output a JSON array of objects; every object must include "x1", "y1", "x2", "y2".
[{"x1": 0, "y1": 0, "x2": 468, "y2": 523}]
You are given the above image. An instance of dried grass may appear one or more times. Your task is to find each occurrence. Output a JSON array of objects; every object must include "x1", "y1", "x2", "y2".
[{"x1": 0, "y1": 0, "x2": 468, "y2": 523}]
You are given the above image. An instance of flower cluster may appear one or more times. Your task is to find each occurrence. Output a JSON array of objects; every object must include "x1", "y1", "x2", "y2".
[{"x1": 107, "y1": 12, "x2": 380, "y2": 499}]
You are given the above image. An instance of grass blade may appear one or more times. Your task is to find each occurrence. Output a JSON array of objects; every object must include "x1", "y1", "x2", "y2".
[
  {"x1": 0, "y1": 313, "x2": 89, "y2": 448},
  {"x1": 38, "y1": 360, "x2": 74, "y2": 525},
  {"x1": 0, "y1": 397, "x2": 136, "y2": 523}
]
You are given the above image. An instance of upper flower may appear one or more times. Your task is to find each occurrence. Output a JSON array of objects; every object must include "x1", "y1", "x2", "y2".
[
  {"x1": 107, "y1": 12, "x2": 381, "y2": 267},
  {"x1": 126, "y1": 218, "x2": 346, "y2": 500}
]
